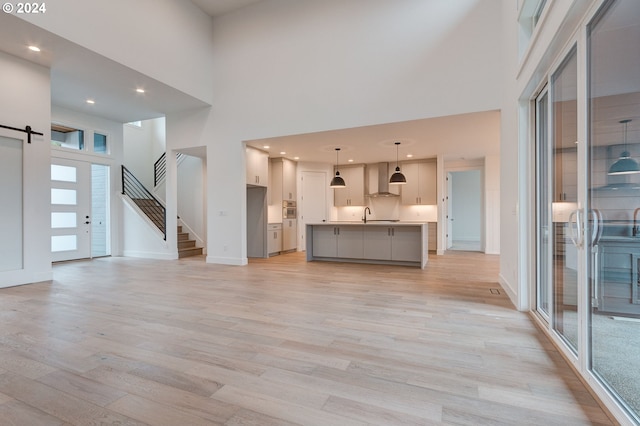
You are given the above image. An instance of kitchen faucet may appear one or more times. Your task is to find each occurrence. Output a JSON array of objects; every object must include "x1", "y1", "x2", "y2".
[
  {"x1": 362, "y1": 207, "x2": 371, "y2": 223},
  {"x1": 633, "y1": 208, "x2": 640, "y2": 236}
]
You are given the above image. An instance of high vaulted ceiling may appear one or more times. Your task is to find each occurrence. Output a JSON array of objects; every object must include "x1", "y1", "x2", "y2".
[{"x1": 0, "y1": 1, "x2": 501, "y2": 165}]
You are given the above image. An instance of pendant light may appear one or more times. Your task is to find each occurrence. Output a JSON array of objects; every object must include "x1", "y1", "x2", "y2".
[
  {"x1": 608, "y1": 119, "x2": 640, "y2": 175},
  {"x1": 389, "y1": 142, "x2": 407, "y2": 184},
  {"x1": 330, "y1": 148, "x2": 346, "y2": 188}
]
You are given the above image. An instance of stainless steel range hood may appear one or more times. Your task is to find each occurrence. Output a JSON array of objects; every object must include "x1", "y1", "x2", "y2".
[{"x1": 367, "y1": 163, "x2": 399, "y2": 198}]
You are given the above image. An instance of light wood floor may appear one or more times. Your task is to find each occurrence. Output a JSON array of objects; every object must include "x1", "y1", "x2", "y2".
[{"x1": 0, "y1": 251, "x2": 615, "y2": 425}]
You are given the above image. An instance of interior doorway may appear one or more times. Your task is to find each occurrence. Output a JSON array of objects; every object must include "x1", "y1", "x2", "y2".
[{"x1": 447, "y1": 169, "x2": 482, "y2": 252}]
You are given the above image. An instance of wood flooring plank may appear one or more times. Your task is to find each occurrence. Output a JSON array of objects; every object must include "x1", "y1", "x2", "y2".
[
  {"x1": 224, "y1": 408, "x2": 301, "y2": 426},
  {"x1": 0, "y1": 372, "x2": 144, "y2": 425},
  {"x1": 107, "y1": 394, "x2": 216, "y2": 426},
  {"x1": 213, "y1": 384, "x2": 369, "y2": 426},
  {"x1": 82, "y1": 366, "x2": 239, "y2": 424},
  {"x1": 36, "y1": 369, "x2": 127, "y2": 407},
  {"x1": 322, "y1": 395, "x2": 439, "y2": 426},
  {"x1": 0, "y1": 350, "x2": 58, "y2": 380},
  {"x1": 0, "y1": 399, "x2": 66, "y2": 426},
  {"x1": 0, "y1": 251, "x2": 616, "y2": 425},
  {"x1": 186, "y1": 363, "x2": 330, "y2": 409}
]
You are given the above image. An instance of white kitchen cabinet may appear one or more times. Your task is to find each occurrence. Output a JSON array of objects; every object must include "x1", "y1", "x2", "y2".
[
  {"x1": 312, "y1": 225, "x2": 363, "y2": 258},
  {"x1": 246, "y1": 147, "x2": 269, "y2": 187},
  {"x1": 268, "y1": 223, "x2": 282, "y2": 256},
  {"x1": 270, "y1": 157, "x2": 297, "y2": 205},
  {"x1": 282, "y1": 159, "x2": 296, "y2": 201},
  {"x1": 334, "y1": 164, "x2": 366, "y2": 206},
  {"x1": 363, "y1": 226, "x2": 422, "y2": 262},
  {"x1": 282, "y1": 218, "x2": 297, "y2": 252},
  {"x1": 401, "y1": 161, "x2": 437, "y2": 205}
]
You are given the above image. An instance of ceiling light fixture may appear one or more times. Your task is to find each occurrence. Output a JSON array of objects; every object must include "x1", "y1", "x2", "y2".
[
  {"x1": 136, "y1": 88, "x2": 145, "y2": 93},
  {"x1": 28, "y1": 45, "x2": 41, "y2": 52},
  {"x1": 608, "y1": 119, "x2": 640, "y2": 175},
  {"x1": 330, "y1": 148, "x2": 346, "y2": 188},
  {"x1": 389, "y1": 142, "x2": 407, "y2": 184},
  {"x1": 86, "y1": 99, "x2": 95, "y2": 104}
]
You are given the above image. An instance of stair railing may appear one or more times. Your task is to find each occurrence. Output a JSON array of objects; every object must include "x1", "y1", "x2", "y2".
[
  {"x1": 122, "y1": 165, "x2": 166, "y2": 240},
  {"x1": 154, "y1": 152, "x2": 184, "y2": 187}
]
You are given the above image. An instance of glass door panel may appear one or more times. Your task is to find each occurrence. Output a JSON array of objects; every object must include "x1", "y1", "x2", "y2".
[
  {"x1": 51, "y1": 158, "x2": 91, "y2": 262},
  {"x1": 91, "y1": 164, "x2": 110, "y2": 257},
  {"x1": 536, "y1": 88, "x2": 551, "y2": 318},
  {"x1": 551, "y1": 47, "x2": 579, "y2": 353},
  {"x1": 588, "y1": 0, "x2": 640, "y2": 420}
]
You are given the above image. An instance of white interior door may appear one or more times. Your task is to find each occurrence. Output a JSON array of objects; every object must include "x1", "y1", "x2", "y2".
[
  {"x1": 51, "y1": 158, "x2": 91, "y2": 262},
  {"x1": 300, "y1": 171, "x2": 327, "y2": 250}
]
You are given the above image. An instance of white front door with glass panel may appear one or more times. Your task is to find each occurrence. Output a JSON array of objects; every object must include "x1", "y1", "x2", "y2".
[{"x1": 51, "y1": 158, "x2": 92, "y2": 262}]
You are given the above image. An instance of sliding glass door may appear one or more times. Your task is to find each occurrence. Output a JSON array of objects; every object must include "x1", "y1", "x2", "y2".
[
  {"x1": 535, "y1": 0, "x2": 640, "y2": 422},
  {"x1": 588, "y1": 0, "x2": 640, "y2": 419},
  {"x1": 535, "y1": 46, "x2": 580, "y2": 354}
]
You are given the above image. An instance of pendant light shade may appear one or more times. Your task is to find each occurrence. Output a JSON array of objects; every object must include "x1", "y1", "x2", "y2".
[
  {"x1": 330, "y1": 148, "x2": 346, "y2": 188},
  {"x1": 608, "y1": 119, "x2": 640, "y2": 175},
  {"x1": 389, "y1": 142, "x2": 407, "y2": 184}
]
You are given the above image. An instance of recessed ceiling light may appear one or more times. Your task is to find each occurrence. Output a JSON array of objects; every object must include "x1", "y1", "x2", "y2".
[
  {"x1": 406, "y1": 154, "x2": 413, "y2": 158},
  {"x1": 348, "y1": 159, "x2": 354, "y2": 163},
  {"x1": 263, "y1": 145, "x2": 270, "y2": 149},
  {"x1": 28, "y1": 45, "x2": 41, "y2": 52},
  {"x1": 294, "y1": 156, "x2": 300, "y2": 160},
  {"x1": 136, "y1": 88, "x2": 145, "y2": 93},
  {"x1": 280, "y1": 151, "x2": 286, "y2": 155},
  {"x1": 86, "y1": 99, "x2": 95, "y2": 104}
]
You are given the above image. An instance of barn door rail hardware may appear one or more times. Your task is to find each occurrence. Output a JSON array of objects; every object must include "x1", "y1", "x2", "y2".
[{"x1": 0, "y1": 124, "x2": 44, "y2": 143}]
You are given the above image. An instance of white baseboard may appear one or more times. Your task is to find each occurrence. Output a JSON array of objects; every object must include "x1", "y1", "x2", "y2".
[
  {"x1": 206, "y1": 256, "x2": 248, "y2": 266},
  {"x1": 123, "y1": 250, "x2": 178, "y2": 260},
  {"x1": 498, "y1": 273, "x2": 520, "y2": 310}
]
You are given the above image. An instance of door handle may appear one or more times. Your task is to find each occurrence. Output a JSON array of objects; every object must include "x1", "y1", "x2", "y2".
[{"x1": 568, "y1": 209, "x2": 583, "y2": 248}]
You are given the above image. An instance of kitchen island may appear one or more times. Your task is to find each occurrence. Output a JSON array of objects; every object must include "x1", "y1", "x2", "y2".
[{"x1": 306, "y1": 222, "x2": 428, "y2": 269}]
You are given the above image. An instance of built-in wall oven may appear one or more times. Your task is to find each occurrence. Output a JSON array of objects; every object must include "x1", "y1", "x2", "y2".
[{"x1": 283, "y1": 200, "x2": 296, "y2": 219}]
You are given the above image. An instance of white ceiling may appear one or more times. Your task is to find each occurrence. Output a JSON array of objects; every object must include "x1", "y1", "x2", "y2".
[
  {"x1": 0, "y1": 14, "x2": 209, "y2": 123},
  {"x1": 191, "y1": 0, "x2": 265, "y2": 17},
  {"x1": 246, "y1": 110, "x2": 501, "y2": 165}
]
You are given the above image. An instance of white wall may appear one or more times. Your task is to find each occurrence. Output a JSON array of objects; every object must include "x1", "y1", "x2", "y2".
[
  {"x1": 485, "y1": 154, "x2": 500, "y2": 255},
  {"x1": 18, "y1": 0, "x2": 214, "y2": 104},
  {"x1": 197, "y1": 0, "x2": 504, "y2": 264},
  {"x1": 123, "y1": 118, "x2": 166, "y2": 189},
  {"x1": 0, "y1": 51, "x2": 51, "y2": 287},
  {"x1": 500, "y1": 0, "x2": 523, "y2": 307}
]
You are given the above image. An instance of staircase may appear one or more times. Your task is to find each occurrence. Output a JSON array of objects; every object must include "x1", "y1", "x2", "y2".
[{"x1": 178, "y1": 225, "x2": 203, "y2": 258}]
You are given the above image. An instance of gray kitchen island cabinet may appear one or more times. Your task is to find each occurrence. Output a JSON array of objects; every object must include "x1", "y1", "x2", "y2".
[
  {"x1": 312, "y1": 225, "x2": 363, "y2": 259},
  {"x1": 307, "y1": 222, "x2": 428, "y2": 268}
]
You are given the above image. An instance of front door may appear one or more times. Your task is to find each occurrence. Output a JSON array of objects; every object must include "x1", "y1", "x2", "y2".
[{"x1": 51, "y1": 158, "x2": 92, "y2": 262}]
